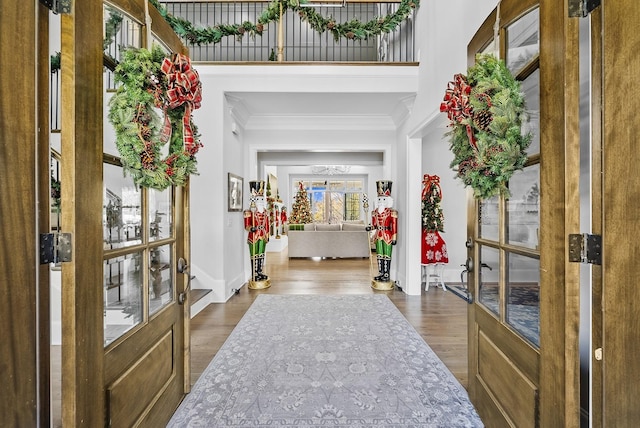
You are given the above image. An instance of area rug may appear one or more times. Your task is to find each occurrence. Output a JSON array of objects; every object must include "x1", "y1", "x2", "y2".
[{"x1": 168, "y1": 295, "x2": 483, "y2": 427}]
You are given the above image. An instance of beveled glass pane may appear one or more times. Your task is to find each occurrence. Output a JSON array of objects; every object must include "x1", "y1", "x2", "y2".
[
  {"x1": 104, "y1": 252, "x2": 143, "y2": 346},
  {"x1": 520, "y1": 69, "x2": 540, "y2": 155},
  {"x1": 103, "y1": 5, "x2": 142, "y2": 156},
  {"x1": 478, "y1": 196, "x2": 499, "y2": 242},
  {"x1": 149, "y1": 188, "x2": 172, "y2": 241},
  {"x1": 507, "y1": 164, "x2": 540, "y2": 249},
  {"x1": 478, "y1": 245, "x2": 500, "y2": 316},
  {"x1": 149, "y1": 244, "x2": 174, "y2": 315},
  {"x1": 506, "y1": 252, "x2": 540, "y2": 347},
  {"x1": 505, "y1": 7, "x2": 539, "y2": 74},
  {"x1": 103, "y1": 163, "x2": 142, "y2": 250}
]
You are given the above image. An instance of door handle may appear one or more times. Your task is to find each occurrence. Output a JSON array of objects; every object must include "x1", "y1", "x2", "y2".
[
  {"x1": 177, "y1": 257, "x2": 192, "y2": 305},
  {"x1": 465, "y1": 257, "x2": 474, "y2": 273}
]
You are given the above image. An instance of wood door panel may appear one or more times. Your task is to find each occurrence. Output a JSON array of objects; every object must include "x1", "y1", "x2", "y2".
[
  {"x1": 477, "y1": 331, "x2": 537, "y2": 428},
  {"x1": 475, "y1": 309, "x2": 539, "y2": 381},
  {"x1": 107, "y1": 331, "x2": 174, "y2": 427},
  {"x1": 105, "y1": 305, "x2": 178, "y2": 382}
]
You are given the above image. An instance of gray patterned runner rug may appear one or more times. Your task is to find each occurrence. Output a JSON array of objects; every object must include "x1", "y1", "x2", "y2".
[{"x1": 168, "y1": 294, "x2": 483, "y2": 427}]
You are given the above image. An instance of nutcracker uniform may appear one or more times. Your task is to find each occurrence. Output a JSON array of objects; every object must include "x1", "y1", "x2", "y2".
[{"x1": 371, "y1": 181, "x2": 397, "y2": 282}]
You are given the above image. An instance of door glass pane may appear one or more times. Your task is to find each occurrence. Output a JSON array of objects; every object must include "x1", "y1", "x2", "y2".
[
  {"x1": 149, "y1": 188, "x2": 172, "y2": 241},
  {"x1": 520, "y1": 69, "x2": 540, "y2": 155},
  {"x1": 507, "y1": 164, "x2": 540, "y2": 249},
  {"x1": 149, "y1": 244, "x2": 173, "y2": 315},
  {"x1": 478, "y1": 245, "x2": 500, "y2": 315},
  {"x1": 506, "y1": 252, "x2": 540, "y2": 347},
  {"x1": 103, "y1": 163, "x2": 142, "y2": 250},
  {"x1": 104, "y1": 252, "x2": 143, "y2": 346},
  {"x1": 505, "y1": 7, "x2": 539, "y2": 74},
  {"x1": 478, "y1": 196, "x2": 499, "y2": 242}
]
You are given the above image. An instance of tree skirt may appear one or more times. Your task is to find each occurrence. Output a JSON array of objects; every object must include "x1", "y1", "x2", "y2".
[
  {"x1": 168, "y1": 294, "x2": 483, "y2": 427},
  {"x1": 422, "y1": 230, "x2": 449, "y2": 265}
]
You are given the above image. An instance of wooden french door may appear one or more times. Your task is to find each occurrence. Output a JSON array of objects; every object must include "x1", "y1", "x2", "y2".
[
  {"x1": 465, "y1": 2, "x2": 544, "y2": 426},
  {"x1": 59, "y1": 1, "x2": 191, "y2": 426}
]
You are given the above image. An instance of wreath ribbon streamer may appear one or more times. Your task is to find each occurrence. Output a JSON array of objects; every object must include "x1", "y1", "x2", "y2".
[
  {"x1": 440, "y1": 74, "x2": 477, "y2": 149},
  {"x1": 160, "y1": 53, "x2": 202, "y2": 154}
]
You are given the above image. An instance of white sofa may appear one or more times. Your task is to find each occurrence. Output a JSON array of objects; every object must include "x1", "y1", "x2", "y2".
[{"x1": 287, "y1": 222, "x2": 371, "y2": 258}]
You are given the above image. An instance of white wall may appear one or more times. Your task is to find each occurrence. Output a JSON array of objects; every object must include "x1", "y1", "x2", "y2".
[{"x1": 405, "y1": 0, "x2": 499, "y2": 285}]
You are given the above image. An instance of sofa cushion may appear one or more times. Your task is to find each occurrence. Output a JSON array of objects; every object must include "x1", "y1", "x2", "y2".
[
  {"x1": 342, "y1": 222, "x2": 367, "y2": 231},
  {"x1": 304, "y1": 223, "x2": 316, "y2": 231},
  {"x1": 315, "y1": 223, "x2": 341, "y2": 231}
]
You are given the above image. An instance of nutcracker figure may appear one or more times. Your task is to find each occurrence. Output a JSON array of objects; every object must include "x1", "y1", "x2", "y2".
[
  {"x1": 280, "y1": 206, "x2": 287, "y2": 235},
  {"x1": 244, "y1": 180, "x2": 271, "y2": 289},
  {"x1": 369, "y1": 181, "x2": 398, "y2": 289}
]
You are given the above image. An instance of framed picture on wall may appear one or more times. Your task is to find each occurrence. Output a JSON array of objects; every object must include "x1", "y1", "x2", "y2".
[{"x1": 228, "y1": 173, "x2": 243, "y2": 212}]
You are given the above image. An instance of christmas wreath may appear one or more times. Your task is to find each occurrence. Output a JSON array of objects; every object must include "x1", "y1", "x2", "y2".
[
  {"x1": 108, "y1": 45, "x2": 203, "y2": 189},
  {"x1": 440, "y1": 54, "x2": 531, "y2": 199}
]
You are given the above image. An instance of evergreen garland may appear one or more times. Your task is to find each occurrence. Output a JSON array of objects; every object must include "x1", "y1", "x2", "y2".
[
  {"x1": 150, "y1": 0, "x2": 418, "y2": 45},
  {"x1": 440, "y1": 54, "x2": 531, "y2": 199},
  {"x1": 108, "y1": 45, "x2": 202, "y2": 190}
]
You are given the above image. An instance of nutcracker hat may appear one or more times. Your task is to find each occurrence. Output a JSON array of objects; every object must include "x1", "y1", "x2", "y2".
[
  {"x1": 376, "y1": 181, "x2": 393, "y2": 197},
  {"x1": 249, "y1": 180, "x2": 265, "y2": 197}
]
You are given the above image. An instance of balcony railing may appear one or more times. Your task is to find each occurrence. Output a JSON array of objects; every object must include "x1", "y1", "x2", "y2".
[{"x1": 161, "y1": 1, "x2": 416, "y2": 62}]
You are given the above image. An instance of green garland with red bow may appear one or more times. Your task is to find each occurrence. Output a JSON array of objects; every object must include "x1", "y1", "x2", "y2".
[
  {"x1": 440, "y1": 54, "x2": 531, "y2": 199},
  {"x1": 108, "y1": 45, "x2": 203, "y2": 189}
]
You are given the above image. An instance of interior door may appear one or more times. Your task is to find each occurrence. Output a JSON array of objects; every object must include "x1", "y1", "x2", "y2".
[
  {"x1": 466, "y1": 3, "x2": 542, "y2": 426},
  {"x1": 60, "y1": 2, "x2": 190, "y2": 426},
  {"x1": 101, "y1": 4, "x2": 191, "y2": 426}
]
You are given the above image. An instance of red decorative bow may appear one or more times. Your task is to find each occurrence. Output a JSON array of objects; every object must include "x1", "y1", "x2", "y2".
[
  {"x1": 440, "y1": 73, "x2": 477, "y2": 149},
  {"x1": 160, "y1": 53, "x2": 202, "y2": 154},
  {"x1": 422, "y1": 174, "x2": 442, "y2": 200}
]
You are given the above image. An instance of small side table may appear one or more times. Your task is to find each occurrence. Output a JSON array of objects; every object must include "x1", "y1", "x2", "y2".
[{"x1": 422, "y1": 263, "x2": 447, "y2": 291}]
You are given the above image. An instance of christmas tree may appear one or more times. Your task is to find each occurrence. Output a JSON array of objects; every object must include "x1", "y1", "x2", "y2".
[
  {"x1": 421, "y1": 174, "x2": 444, "y2": 232},
  {"x1": 289, "y1": 181, "x2": 313, "y2": 225}
]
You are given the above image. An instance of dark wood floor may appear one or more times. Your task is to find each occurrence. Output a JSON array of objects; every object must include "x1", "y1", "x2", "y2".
[{"x1": 190, "y1": 249, "x2": 470, "y2": 389}]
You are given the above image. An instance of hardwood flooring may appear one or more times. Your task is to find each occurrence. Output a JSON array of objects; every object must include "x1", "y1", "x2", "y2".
[{"x1": 190, "y1": 250, "x2": 470, "y2": 389}]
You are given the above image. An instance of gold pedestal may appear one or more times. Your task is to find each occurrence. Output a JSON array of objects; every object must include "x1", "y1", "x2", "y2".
[
  {"x1": 249, "y1": 279, "x2": 271, "y2": 289},
  {"x1": 371, "y1": 279, "x2": 394, "y2": 291}
]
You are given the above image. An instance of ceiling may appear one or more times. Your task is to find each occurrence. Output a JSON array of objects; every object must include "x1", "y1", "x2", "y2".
[
  {"x1": 226, "y1": 91, "x2": 416, "y2": 131},
  {"x1": 227, "y1": 91, "x2": 414, "y2": 167}
]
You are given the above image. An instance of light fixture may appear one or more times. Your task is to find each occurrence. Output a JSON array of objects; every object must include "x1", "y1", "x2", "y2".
[
  {"x1": 311, "y1": 165, "x2": 351, "y2": 175},
  {"x1": 299, "y1": 0, "x2": 346, "y2": 8}
]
